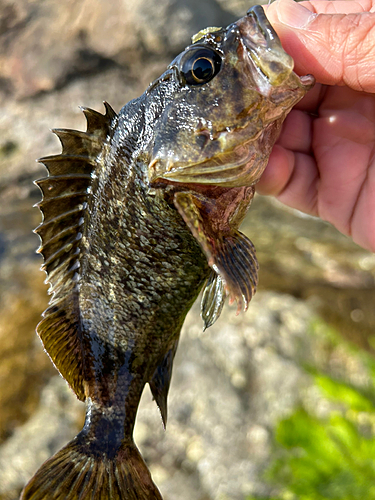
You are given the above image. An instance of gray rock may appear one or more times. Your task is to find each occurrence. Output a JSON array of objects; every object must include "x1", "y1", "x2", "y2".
[
  {"x1": 0, "y1": 376, "x2": 83, "y2": 498},
  {"x1": 0, "y1": 291, "x2": 314, "y2": 499},
  {"x1": 0, "y1": 0, "x2": 251, "y2": 100},
  {"x1": 141, "y1": 293, "x2": 314, "y2": 500},
  {"x1": 4, "y1": 289, "x2": 372, "y2": 499}
]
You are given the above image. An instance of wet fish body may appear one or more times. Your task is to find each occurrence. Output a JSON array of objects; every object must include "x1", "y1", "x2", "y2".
[{"x1": 22, "y1": 7, "x2": 314, "y2": 500}]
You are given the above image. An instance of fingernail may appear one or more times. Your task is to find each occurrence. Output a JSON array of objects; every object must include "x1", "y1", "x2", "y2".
[{"x1": 276, "y1": 0, "x2": 316, "y2": 28}]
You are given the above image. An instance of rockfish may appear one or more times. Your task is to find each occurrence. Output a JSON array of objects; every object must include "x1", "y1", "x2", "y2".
[{"x1": 22, "y1": 6, "x2": 314, "y2": 499}]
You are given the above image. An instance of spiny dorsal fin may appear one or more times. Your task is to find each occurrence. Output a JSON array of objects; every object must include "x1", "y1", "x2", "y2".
[{"x1": 34, "y1": 102, "x2": 117, "y2": 400}]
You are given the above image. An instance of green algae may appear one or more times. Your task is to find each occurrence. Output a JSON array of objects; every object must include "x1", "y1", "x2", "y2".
[{"x1": 247, "y1": 320, "x2": 375, "y2": 500}]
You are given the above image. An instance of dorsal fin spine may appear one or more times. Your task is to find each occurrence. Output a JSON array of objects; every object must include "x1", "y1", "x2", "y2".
[
  {"x1": 36, "y1": 173, "x2": 92, "y2": 182},
  {"x1": 40, "y1": 237, "x2": 81, "y2": 269},
  {"x1": 38, "y1": 223, "x2": 83, "y2": 254},
  {"x1": 38, "y1": 154, "x2": 97, "y2": 164},
  {"x1": 36, "y1": 192, "x2": 88, "y2": 209},
  {"x1": 34, "y1": 207, "x2": 84, "y2": 231}
]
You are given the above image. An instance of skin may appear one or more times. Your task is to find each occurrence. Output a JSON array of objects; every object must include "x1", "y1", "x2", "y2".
[{"x1": 257, "y1": 0, "x2": 375, "y2": 253}]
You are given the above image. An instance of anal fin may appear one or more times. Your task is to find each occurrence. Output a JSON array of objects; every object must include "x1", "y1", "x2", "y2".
[{"x1": 149, "y1": 340, "x2": 179, "y2": 429}]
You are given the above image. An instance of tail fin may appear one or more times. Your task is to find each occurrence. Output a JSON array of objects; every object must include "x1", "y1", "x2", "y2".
[{"x1": 20, "y1": 437, "x2": 162, "y2": 500}]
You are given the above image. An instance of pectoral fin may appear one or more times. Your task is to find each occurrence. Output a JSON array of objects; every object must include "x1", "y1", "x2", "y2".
[
  {"x1": 210, "y1": 230, "x2": 258, "y2": 313},
  {"x1": 174, "y1": 191, "x2": 259, "y2": 317}
]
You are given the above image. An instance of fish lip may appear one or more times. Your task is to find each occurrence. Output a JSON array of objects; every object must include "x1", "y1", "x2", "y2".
[
  {"x1": 237, "y1": 5, "x2": 285, "y2": 61},
  {"x1": 236, "y1": 7, "x2": 294, "y2": 88},
  {"x1": 149, "y1": 136, "x2": 259, "y2": 188},
  {"x1": 245, "y1": 5, "x2": 282, "y2": 52},
  {"x1": 236, "y1": 6, "x2": 315, "y2": 91}
]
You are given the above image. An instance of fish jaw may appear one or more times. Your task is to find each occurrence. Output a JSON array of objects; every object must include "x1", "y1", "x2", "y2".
[
  {"x1": 238, "y1": 5, "x2": 294, "y2": 90},
  {"x1": 237, "y1": 6, "x2": 315, "y2": 96}
]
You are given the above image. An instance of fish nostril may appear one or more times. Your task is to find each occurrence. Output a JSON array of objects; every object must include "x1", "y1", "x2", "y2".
[
  {"x1": 246, "y1": 5, "x2": 261, "y2": 17},
  {"x1": 195, "y1": 133, "x2": 209, "y2": 149},
  {"x1": 195, "y1": 128, "x2": 211, "y2": 149}
]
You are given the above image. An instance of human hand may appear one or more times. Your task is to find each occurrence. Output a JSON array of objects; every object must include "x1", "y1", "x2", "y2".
[{"x1": 257, "y1": 0, "x2": 375, "y2": 252}]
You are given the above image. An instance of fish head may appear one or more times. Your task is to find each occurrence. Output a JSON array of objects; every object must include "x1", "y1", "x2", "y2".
[{"x1": 148, "y1": 6, "x2": 314, "y2": 188}]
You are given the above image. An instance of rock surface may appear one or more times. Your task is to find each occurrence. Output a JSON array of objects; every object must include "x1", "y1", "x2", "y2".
[{"x1": 1, "y1": 293, "x2": 375, "y2": 499}]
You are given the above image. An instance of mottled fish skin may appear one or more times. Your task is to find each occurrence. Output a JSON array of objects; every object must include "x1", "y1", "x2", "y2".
[{"x1": 22, "y1": 6, "x2": 314, "y2": 500}]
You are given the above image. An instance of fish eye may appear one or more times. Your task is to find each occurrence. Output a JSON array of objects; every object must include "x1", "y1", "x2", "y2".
[{"x1": 180, "y1": 47, "x2": 222, "y2": 86}]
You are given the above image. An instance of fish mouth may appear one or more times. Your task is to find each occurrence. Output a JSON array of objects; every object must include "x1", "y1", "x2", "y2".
[
  {"x1": 149, "y1": 136, "x2": 261, "y2": 188},
  {"x1": 237, "y1": 6, "x2": 314, "y2": 91}
]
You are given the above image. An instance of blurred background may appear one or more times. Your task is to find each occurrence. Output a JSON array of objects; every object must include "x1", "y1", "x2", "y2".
[{"x1": 0, "y1": 0, "x2": 375, "y2": 499}]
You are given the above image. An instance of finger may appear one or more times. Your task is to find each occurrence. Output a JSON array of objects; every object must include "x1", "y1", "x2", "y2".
[
  {"x1": 266, "y1": 0, "x2": 375, "y2": 92},
  {"x1": 311, "y1": 88, "x2": 375, "y2": 237},
  {"x1": 256, "y1": 145, "x2": 319, "y2": 217},
  {"x1": 350, "y1": 158, "x2": 375, "y2": 252},
  {"x1": 276, "y1": 109, "x2": 313, "y2": 153},
  {"x1": 256, "y1": 145, "x2": 294, "y2": 197},
  {"x1": 293, "y1": 83, "x2": 326, "y2": 114},
  {"x1": 300, "y1": 0, "x2": 375, "y2": 15}
]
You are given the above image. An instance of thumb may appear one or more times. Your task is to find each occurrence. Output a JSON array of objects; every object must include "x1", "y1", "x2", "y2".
[{"x1": 266, "y1": 0, "x2": 375, "y2": 92}]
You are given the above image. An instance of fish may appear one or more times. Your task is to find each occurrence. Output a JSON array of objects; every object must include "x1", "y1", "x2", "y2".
[{"x1": 21, "y1": 6, "x2": 314, "y2": 500}]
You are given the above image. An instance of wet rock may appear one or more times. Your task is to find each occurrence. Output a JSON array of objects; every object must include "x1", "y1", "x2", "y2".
[
  {"x1": 0, "y1": 0, "x2": 238, "y2": 100},
  {"x1": 0, "y1": 377, "x2": 83, "y2": 499}
]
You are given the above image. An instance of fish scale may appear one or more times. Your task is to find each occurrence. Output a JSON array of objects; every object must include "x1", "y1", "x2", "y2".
[{"x1": 22, "y1": 6, "x2": 314, "y2": 499}]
